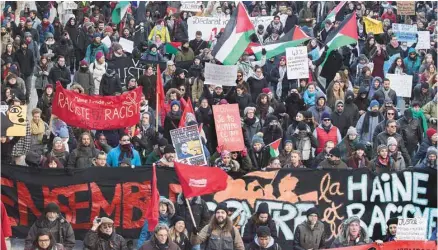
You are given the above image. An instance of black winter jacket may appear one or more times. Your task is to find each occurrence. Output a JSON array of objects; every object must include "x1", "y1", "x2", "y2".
[
  {"x1": 99, "y1": 71, "x2": 122, "y2": 96},
  {"x1": 25, "y1": 215, "x2": 75, "y2": 250},
  {"x1": 174, "y1": 194, "x2": 210, "y2": 235},
  {"x1": 14, "y1": 48, "x2": 35, "y2": 76},
  {"x1": 242, "y1": 215, "x2": 277, "y2": 244},
  {"x1": 84, "y1": 230, "x2": 127, "y2": 250},
  {"x1": 49, "y1": 64, "x2": 71, "y2": 87}
]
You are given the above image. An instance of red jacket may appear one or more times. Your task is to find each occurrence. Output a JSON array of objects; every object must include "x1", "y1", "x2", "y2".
[
  {"x1": 1, "y1": 202, "x2": 12, "y2": 250},
  {"x1": 315, "y1": 126, "x2": 340, "y2": 154},
  {"x1": 381, "y1": 12, "x2": 397, "y2": 23}
]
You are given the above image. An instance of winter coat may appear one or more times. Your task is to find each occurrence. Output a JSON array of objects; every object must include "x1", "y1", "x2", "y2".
[
  {"x1": 48, "y1": 64, "x2": 71, "y2": 88},
  {"x1": 76, "y1": 28, "x2": 93, "y2": 55},
  {"x1": 343, "y1": 102, "x2": 360, "y2": 126},
  {"x1": 139, "y1": 238, "x2": 180, "y2": 250},
  {"x1": 107, "y1": 145, "x2": 142, "y2": 167},
  {"x1": 403, "y1": 48, "x2": 421, "y2": 75},
  {"x1": 413, "y1": 85, "x2": 433, "y2": 108},
  {"x1": 423, "y1": 99, "x2": 437, "y2": 126},
  {"x1": 189, "y1": 77, "x2": 204, "y2": 102},
  {"x1": 73, "y1": 69, "x2": 94, "y2": 94},
  {"x1": 11, "y1": 123, "x2": 31, "y2": 157},
  {"x1": 331, "y1": 111, "x2": 354, "y2": 137},
  {"x1": 242, "y1": 215, "x2": 277, "y2": 244},
  {"x1": 374, "y1": 132, "x2": 412, "y2": 166},
  {"x1": 138, "y1": 74, "x2": 157, "y2": 108},
  {"x1": 293, "y1": 220, "x2": 325, "y2": 250},
  {"x1": 99, "y1": 71, "x2": 122, "y2": 96},
  {"x1": 148, "y1": 26, "x2": 171, "y2": 43},
  {"x1": 89, "y1": 62, "x2": 108, "y2": 95},
  {"x1": 38, "y1": 23, "x2": 54, "y2": 43},
  {"x1": 397, "y1": 117, "x2": 423, "y2": 154},
  {"x1": 284, "y1": 14, "x2": 299, "y2": 34},
  {"x1": 174, "y1": 194, "x2": 211, "y2": 235},
  {"x1": 14, "y1": 48, "x2": 35, "y2": 76},
  {"x1": 66, "y1": 144, "x2": 100, "y2": 169},
  {"x1": 313, "y1": 124, "x2": 342, "y2": 155},
  {"x1": 298, "y1": 6, "x2": 313, "y2": 27},
  {"x1": 53, "y1": 38, "x2": 74, "y2": 63},
  {"x1": 26, "y1": 40, "x2": 40, "y2": 63},
  {"x1": 141, "y1": 51, "x2": 165, "y2": 61},
  {"x1": 83, "y1": 230, "x2": 127, "y2": 250},
  {"x1": 234, "y1": 93, "x2": 253, "y2": 116},
  {"x1": 354, "y1": 86, "x2": 369, "y2": 112},
  {"x1": 356, "y1": 112, "x2": 383, "y2": 142},
  {"x1": 284, "y1": 93, "x2": 305, "y2": 120},
  {"x1": 34, "y1": 62, "x2": 53, "y2": 90},
  {"x1": 137, "y1": 197, "x2": 175, "y2": 249},
  {"x1": 318, "y1": 158, "x2": 348, "y2": 169},
  {"x1": 413, "y1": 137, "x2": 437, "y2": 166},
  {"x1": 163, "y1": 112, "x2": 181, "y2": 145},
  {"x1": 249, "y1": 147, "x2": 270, "y2": 170},
  {"x1": 243, "y1": 118, "x2": 262, "y2": 148},
  {"x1": 85, "y1": 42, "x2": 109, "y2": 63},
  {"x1": 172, "y1": 19, "x2": 188, "y2": 42},
  {"x1": 189, "y1": 39, "x2": 207, "y2": 55},
  {"x1": 373, "y1": 88, "x2": 398, "y2": 106},
  {"x1": 191, "y1": 218, "x2": 245, "y2": 250},
  {"x1": 175, "y1": 48, "x2": 195, "y2": 62},
  {"x1": 330, "y1": 218, "x2": 371, "y2": 248},
  {"x1": 247, "y1": 76, "x2": 269, "y2": 103},
  {"x1": 25, "y1": 215, "x2": 75, "y2": 250}
]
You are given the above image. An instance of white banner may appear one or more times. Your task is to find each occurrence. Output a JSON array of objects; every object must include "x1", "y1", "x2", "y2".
[
  {"x1": 187, "y1": 16, "x2": 274, "y2": 41},
  {"x1": 180, "y1": 1, "x2": 202, "y2": 12},
  {"x1": 386, "y1": 74, "x2": 413, "y2": 98},
  {"x1": 119, "y1": 37, "x2": 134, "y2": 53},
  {"x1": 396, "y1": 218, "x2": 427, "y2": 241},
  {"x1": 286, "y1": 46, "x2": 309, "y2": 80},
  {"x1": 416, "y1": 31, "x2": 431, "y2": 50},
  {"x1": 204, "y1": 63, "x2": 238, "y2": 86}
]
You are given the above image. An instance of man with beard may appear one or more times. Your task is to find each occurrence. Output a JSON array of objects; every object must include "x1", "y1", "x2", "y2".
[
  {"x1": 107, "y1": 134, "x2": 141, "y2": 167},
  {"x1": 293, "y1": 207, "x2": 326, "y2": 250},
  {"x1": 155, "y1": 145, "x2": 176, "y2": 167},
  {"x1": 313, "y1": 112, "x2": 341, "y2": 155},
  {"x1": 243, "y1": 202, "x2": 277, "y2": 244},
  {"x1": 330, "y1": 216, "x2": 371, "y2": 247},
  {"x1": 73, "y1": 60, "x2": 94, "y2": 94},
  {"x1": 20, "y1": 18, "x2": 40, "y2": 44},
  {"x1": 67, "y1": 132, "x2": 100, "y2": 168},
  {"x1": 416, "y1": 147, "x2": 438, "y2": 169},
  {"x1": 356, "y1": 100, "x2": 384, "y2": 143},
  {"x1": 189, "y1": 31, "x2": 207, "y2": 56},
  {"x1": 192, "y1": 202, "x2": 244, "y2": 250},
  {"x1": 373, "y1": 78, "x2": 398, "y2": 106},
  {"x1": 397, "y1": 109, "x2": 423, "y2": 159},
  {"x1": 48, "y1": 56, "x2": 71, "y2": 88},
  {"x1": 331, "y1": 100, "x2": 354, "y2": 137},
  {"x1": 14, "y1": 41, "x2": 35, "y2": 103},
  {"x1": 84, "y1": 217, "x2": 127, "y2": 250},
  {"x1": 25, "y1": 203, "x2": 75, "y2": 250}
]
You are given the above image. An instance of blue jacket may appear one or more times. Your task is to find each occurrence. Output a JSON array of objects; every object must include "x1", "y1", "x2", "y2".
[
  {"x1": 137, "y1": 197, "x2": 175, "y2": 249},
  {"x1": 38, "y1": 24, "x2": 54, "y2": 43},
  {"x1": 85, "y1": 42, "x2": 109, "y2": 63},
  {"x1": 403, "y1": 48, "x2": 421, "y2": 75},
  {"x1": 107, "y1": 145, "x2": 142, "y2": 167}
]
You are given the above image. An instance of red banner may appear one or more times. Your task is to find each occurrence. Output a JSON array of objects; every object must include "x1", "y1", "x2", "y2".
[
  {"x1": 212, "y1": 104, "x2": 245, "y2": 152},
  {"x1": 52, "y1": 84, "x2": 142, "y2": 130},
  {"x1": 330, "y1": 241, "x2": 437, "y2": 250}
]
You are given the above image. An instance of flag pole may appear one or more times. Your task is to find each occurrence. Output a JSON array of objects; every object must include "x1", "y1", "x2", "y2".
[
  {"x1": 185, "y1": 198, "x2": 198, "y2": 229},
  {"x1": 156, "y1": 92, "x2": 159, "y2": 132}
]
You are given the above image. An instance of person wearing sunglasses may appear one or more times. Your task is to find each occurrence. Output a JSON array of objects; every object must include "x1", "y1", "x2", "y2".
[
  {"x1": 106, "y1": 134, "x2": 141, "y2": 167},
  {"x1": 317, "y1": 147, "x2": 348, "y2": 169},
  {"x1": 372, "y1": 107, "x2": 398, "y2": 139},
  {"x1": 85, "y1": 217, "x2": 127, "y2": 250},
  {"x1": 313, "y1": 111, "x2": 342, "y2": 155},
  {"x1": 356, "y1": 100, "x2": 384, "y2": 143}
]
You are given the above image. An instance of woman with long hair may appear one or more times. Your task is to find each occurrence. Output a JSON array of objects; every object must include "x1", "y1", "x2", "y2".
[
  {"x1": 32, "y1": 229, "x2": 64, "y2": 250},
  {"x1": 387, "y1": 57, "x2": 406, "y2": 74},
  {"x1": 326, "y1": 80, "x2": 345, "y2": 110},
  {"x1": 169, "y1": 217, "x2": 191, "y2": 250}
]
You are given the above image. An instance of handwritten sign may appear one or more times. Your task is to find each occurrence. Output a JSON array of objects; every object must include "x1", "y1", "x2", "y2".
[
  {"x1": 363, "y1": 17, "x2": 383, "y2": 35},
  {"x1": 386, "y1": 74, "x2": 413, "y2": 98},
  {"x1": 392, "y1": 23, "x2": 417, "y2": 43},
  {"x1": 397, "y1": 2, "x2": 415, "y2": 16},
  {"x1": 416, "y1": 31, "x2": 431, "y2": 50},
  {"x1": 180, "y1": 1, "x2": 202, "y2": 12},
  {"x1": 170, "y1": 125, "x2": 207, "y2": 166},
  {"x1": 396, "y1": 218, "x2": 427, "y2": 240},
  {"x1": 212, "y1": 104, "x2": 244, "y2": 152},
  {"x1": 62, "y1": 1, "x2": 78, "y2": 10},
  {"x1": 204, "y1": 63, "x2": 238, "y2": 86},
  {"x1": 119, "y1": 37, "x2": 134, "y2": 53},
  {"x1": 286, "y1": 46, "x2": 309, "y2": 80}
]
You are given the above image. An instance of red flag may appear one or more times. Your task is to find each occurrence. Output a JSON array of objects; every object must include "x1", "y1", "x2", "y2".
[
  {"x1": 144, "y1": 165, "x2": 160, "y2": 231},
  {"x1": 156, "y1": 65, "x2": 165, "y2": 118},
  {"x1": 179, "y1": 98, "x2": 195, "y2": 128},
  {"x1": 174, "y1": 162, "x2": 228, "y2": 198}
]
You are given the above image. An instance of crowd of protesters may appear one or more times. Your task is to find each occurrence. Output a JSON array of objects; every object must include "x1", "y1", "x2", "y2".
[{"x1": 1, "y1": 1, "x2": 437, "y2": 250}]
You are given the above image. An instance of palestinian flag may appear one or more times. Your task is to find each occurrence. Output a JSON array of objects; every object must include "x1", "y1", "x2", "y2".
[
  {"x1": 321, "y1": 12, "x2": 358, "y2": 67},
  {"x1": 112, "y1": 1, "x2": 130, "y2": 24},
  {"x1": 252, "y1": 25, "x2": 310, "y2": 60},
  {"x1": 269, "y1": 138, "x2": 282, "y2": 157},
  {"x1": 165, "y1": 42, "x2": 180, "y2": 55},
  {"x1": 212, "y1": 2, "x2": 255, "y2": 65},
  {"x1": 321, "y1": 1, "x2": 347, "y2": 28}
]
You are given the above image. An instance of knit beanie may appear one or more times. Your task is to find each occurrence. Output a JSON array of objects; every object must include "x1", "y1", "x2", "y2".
[
  {"x1": 219, "y1": 99, "x2": 228, "y2": 105},
  {"x1": 387, "y1": 137, "x2": 398, "y2": 146},
  {"x1": 215, "y1": 202, "x2": 228, "y2": 213},
  {"x1": 346, "y1": 126, "x2": 358, "y2": 136},
  {"x1": 95, "y1": 51, "x2": 104, "y2": 60},
  {"x1": 321, "y1": 111, "x2": 330, "y2": 120},
  {"x1": 44, "y1": 202, "x2": 60, "y2": 214},
  {"x1": 387, "y1": 217, "x2": 398, "y2": 226},
  {"x1": 306, "y1": 207, "x2": 319, "y2": 217},
  {"x1": 377, "y1": 144, "x2": 388, "y2": 153},
  {"x1": 257, "y1": 202, "x2": 269, "y2": 214},
  {"x1": 53, "y1": 137, "x2": 62, "y2": 146},
  {"x1": 164, "y1": 145, "x2": 175, "y2": 154},
  {"x1": 355, "y1": 143, "x2": 366, "y2": 151},
  {"x1": 221, "y1": 150, "x2": 231, "y2": 158},
  {"x1": 252, "y1": 132, "x2": 264, "y2": 145},
  {"x1": 369, "y1": 100, "x2": 380, "y2": 109},
  {"x1": 262, "y1": 88, "x2": 271, "y2": 94},
  {"x1": 158, "y1": 138, "x2": 169, "y2": 147},
  {"x1": 58, "y1": 126, "x2": 69, "y2": 138},
  {"x1": 427, "y1": 128, "x2": 437, "y2": 140},
  {"x1": 171, "y1": 215, "x2": 185, "y2": 227},
  {"x1": 329, "y1": 147, "x2": 341, "y2": 158},
  {"x1": 80, "y1": 60, "x2": 88, "y2": 67},
  {"x1": 297, "y1": 121, "x2": 307, "y2": 131},
  {"x1": 170, "y1": 100, "x2": 181, "y2": 109}
]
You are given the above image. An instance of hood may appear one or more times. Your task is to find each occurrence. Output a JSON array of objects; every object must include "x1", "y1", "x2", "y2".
[
  {"x1": 104, "y1": 68, "x2": 116, "y2": 77},
  {"x1": 254, "y1": 236, "x2": 275, "y2": 248},
  {"x1": 159, "y1": 197, "x2": 175, "y2": 217},
  {"x1": 408, "y1": 47, "x2": 417, "y2": 56},
  {"x1": 372, "y1": 76, "x2": 382, "y2": 85},
  {"x1": 71, "y1": 83, "x2": 85, "y2": 93},
  {"x1": 345, "y1": 90, "x2": 354, "y2": 102},
  {"x1": 358, "y1": 54, "x2": 369, "y2": 64},
  {"x1": 166, "y1": 88, "x2": 182, "y2": 101},
  {"x1": 338, "y1": 217, "x2": 370, "y2": 245},
  {"x1": 358, "y1": 86, "x2": 369, "y2": 95},
  {"x1": 335, "y1": 99, "x2": 344, "y2": 109}
]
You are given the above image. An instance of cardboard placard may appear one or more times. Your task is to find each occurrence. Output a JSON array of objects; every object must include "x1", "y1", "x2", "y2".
[
  {"x1": 204, "y1": 63, "x2": 238, "y2": 86},
  {"x1": 386, "y1": 74, "x2": 413, "y2": 97},
  {"x1": 170, "y1": 125, "x2": 207, "y2": 166},
  {"x1": 1, "y1": 105, "x2": 27, "y2": 136},
  {"x1": 396, "y1": 218, "x2": 427, "y2": 240},
  {"x1": 212, "y1": 104, "x2": 245, "y2": 152},
  {"x1": 392, "y1": 23, "x2": 417, "y2": 43},
  {"x1": 416, "y1": 31, "x2": 431, "y2": 50},
  {"x1": 119, "y1": 37, "x2": 134, "y2": 53},
  {"x1": 397, "y1": 2, "x2": 415, "y2": 16},
  {"x1": 363, "y1": 17, "x2": 383, "y2": 35},
  {"x1": 286, "y1": 46, "x2": 309, "y2": 80},
  {"x1": 102, "y1": 36, "x2": 112, "y2": 49},
  {"x1": 180, "y1": 1, "x2": 202, "y2": 12}
]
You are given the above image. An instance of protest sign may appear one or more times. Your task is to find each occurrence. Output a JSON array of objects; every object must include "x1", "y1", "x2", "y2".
[
  {"x1": 62, "y1": 1, "x2": 78, "y2": 10},
  {"x1": 363, "y1": 17, "x2": 383, "y2": 35},
  {"x1": 416, "y1": 31, "x2": 431, "y2": 50},
  {"x1": 119, "y1": 37, "x2": 134, "y2": 53},
  {"x1": 286, "y1": 46, "x2": 309, "y2": 79},
  {"x1": 170, "y1": 125, "x2": 207, "y2": 166},
  {"x1": 386, "y1": 74, "x2": 413, "y2": 97},
  {"x1": 383, "y1": 53, "x2": 400, "y2": 76},
  {"x1": 392, "y1": 23, "x2": 417, "y2": 43},
  {"x1": 212, "y1": 104, "x2": 245, "y2": 152},
  {"x1": 397, "y1": 2, "x2": 415, "y2": 15},
  {"x1": 0, "y1": 105, "x2": 27, "y2": 136},
  {"x1": 396, "y1": 218, "x2": 428, "y2": 240},
  {"x1": 102, "y1": 36, "x2": 112, "y2": 49},
  {"x1": 2, "y1": 166, "x2": 436, "y2": 248},
  {"x1": 204, "y1": 63, "x2": 238, "y2": 86},
  {"x1": 52, "y1": 84, "x2": 142, "y2": 130},
  {"x1": 180, "y1": 1, "x2": 202, "y2": 12}
]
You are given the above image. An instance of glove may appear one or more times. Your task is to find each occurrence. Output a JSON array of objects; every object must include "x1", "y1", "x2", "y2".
[
  {"x1": 192, "y1": 226, "x2": 199, "y2": 235},
  {"x1": 262, "y1": 48, "x2": 267, "y2": 55},
  {"x1": 241, "y1": 147, "x2": 248, "y2": 157}
]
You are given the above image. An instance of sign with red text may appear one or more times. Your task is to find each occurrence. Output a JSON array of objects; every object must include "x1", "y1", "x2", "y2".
[
  {"x1": 212, "y1": 104, "x2": 244, "y2": 152},
  {"x1": 52, "y1": 84, "x2": 142, "y2": 130}
]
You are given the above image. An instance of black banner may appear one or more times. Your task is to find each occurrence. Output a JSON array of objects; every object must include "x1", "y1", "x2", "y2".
[{"x1": 1, "y1": 165, "x2": 436, "y2": 247}]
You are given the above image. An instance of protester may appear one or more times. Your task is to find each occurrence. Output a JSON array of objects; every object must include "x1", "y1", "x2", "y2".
[
  {"x1": 67, "y1": 132, "x2": 99, "y2": 168},
  {"x1": 293, "y1": 207, "x2": 326, "y2": 250},
  {"x1": 84, "y1": 217, "x2": 127, "y2": 250},
  {"x1": 31, "y1": 229, "x2": 64, "y2": 250},
  {"x1": 376, "y1": 218, "x2": 398, "y2": 244},
  {"x1": 107, "y1": 134, "x2": 141, "y2": 167},
  {"x1": 243, "y1": 202, "x2": 277, "y2": 244},
  {"x1": 139, "y1": 224, "x2": 180, "y2": 250},
  {"x1": 330, "y1": 216, "x2": 371, "y2": 248},
  {"x1": 174, "y1": 193, "x2": 210, "y2": 241},
  {"x1": 246, "y1": 226, "x2": 282, "y2": 250}
]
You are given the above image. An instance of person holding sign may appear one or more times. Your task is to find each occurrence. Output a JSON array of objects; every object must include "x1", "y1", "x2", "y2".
[{"x1": 376, "y1": 217, "x2": 398, "y2": 244}]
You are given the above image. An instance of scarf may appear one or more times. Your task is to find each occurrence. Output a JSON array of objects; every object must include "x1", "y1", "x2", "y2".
[
  {"x1": 51, "y1": 148, "x2": 66, "y2": 159},
  {"x1": 378, "y1": 156, "x2": 389, "y2": 167},
  {"x1": 98, "y1": 231, "x2": 112, "y2": 241},
  {"x1": 410, "y1": 108, "x2": 428, "y2": 137},
  {"x1": 382, "y1": 88, "x2": 391, "y2": 100},
  {"x1": 149, "y1": 50, "x2": 157, "y2": 56},
  {"x1": 362, "y1": 111, "x2": 382, "y2": 134},
  {"x1": 119, "y1": 144, "x2": 133, "y2": 162},
  {"x1": 244, "y1": 117, "x2": 257, "y2": 126},
  {"x1": 296, "y1": 132, "x2": 312, "y2": 160},
  {"x1": 253, "y1": 73, "x2": 264, "y2": 80},
  {"x1": 31, "y1": 119, "x2": 45, "y2": 142},
  {"x1": 258, "y1": 103, "x2": 270, "y2": 120},
  {"x1": 197, "y1": 106, "x2": 211, "y2": 123}
]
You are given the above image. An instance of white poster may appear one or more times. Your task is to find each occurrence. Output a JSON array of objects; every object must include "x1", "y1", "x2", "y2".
[
  {"x1": 204, "y1": 63, "x2": 238, "y2": 86},
  {"x1": 102, "y1": 36, "x2": 112, "y2": 49},
  {"x1": 62, "y1": 1, "x2": 78, "y2": 10},
  {"x1": 386, "y1": 74, "x2": 413, "y2": 98},
  {"x1": 286, "y1": 46, "x2": 309, "y2": 80},
  {"x1": 416, "y1": 31, "x2": 431, "y2": 50},
  {"x1": 396, "y1": 218, "x2": 427, "y2": 241},
  {"x1": 392, "y1": 23, "x2": 418, "y2": 43},
  {"x1": 187, "y1": 16, "x2": 274, "y2": 41},
  {"x1": 180, "y1": 1, "x2": 202, "y2": 12},
  {"x1": 119, "y1": 37, "x2": 134, "y2": 53}
]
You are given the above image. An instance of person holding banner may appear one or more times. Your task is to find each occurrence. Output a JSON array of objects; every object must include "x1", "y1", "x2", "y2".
[{"x1": 330, "y1": 216, "x2": 371, "y2": 248}]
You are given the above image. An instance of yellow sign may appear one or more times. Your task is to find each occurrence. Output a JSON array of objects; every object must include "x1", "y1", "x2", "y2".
[
  {"x1": 364, "y1": 17, "x2": 383, "y2": 35},
  {"x1": 1, "y1": 105, "x2": 27, "y2": 136}
]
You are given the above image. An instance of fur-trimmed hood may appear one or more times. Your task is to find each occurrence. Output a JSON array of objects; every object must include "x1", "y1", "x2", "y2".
[
  {"x1": 166, "y1": 88, "x2": 182, "y2": 101},
  {"x1": 71, "y1": 83, "x2": 85, "y2": 93},
  {"x1": 160, "y1": 197, "x2": 175, "y2": 217},
  {"x1": 337, "y1": 217, "x2": 371, "y2": 246}
]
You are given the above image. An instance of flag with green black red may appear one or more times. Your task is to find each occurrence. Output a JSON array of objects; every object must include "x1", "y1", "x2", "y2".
[{"x1": 269, "y1": 138, "x2": 282, "y2": 157}]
